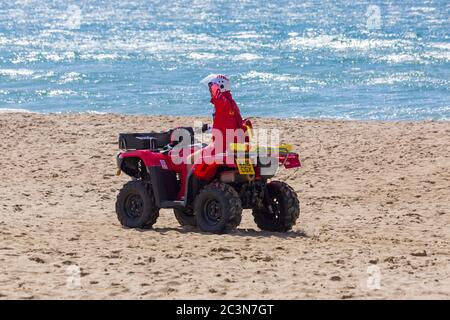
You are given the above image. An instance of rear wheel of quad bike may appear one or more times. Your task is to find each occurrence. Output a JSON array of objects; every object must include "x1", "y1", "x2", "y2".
[
  {"x1": 173, "y1": 207, "x2": 197, "y2": 227},
  {"x1": 194, "y1": 182, "x2": 242, "y2": 234},
  {"x1": 252, "y1": 181, "x2": 299, "y2": 232},
  {"x1": 116, "y1": 180, "x2": 159, "y2": 228}
]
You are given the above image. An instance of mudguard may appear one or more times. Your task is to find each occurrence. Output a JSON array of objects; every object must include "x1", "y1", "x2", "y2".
[{"x1": 118, "y1": 150, "x2": 170, "y2": 168}]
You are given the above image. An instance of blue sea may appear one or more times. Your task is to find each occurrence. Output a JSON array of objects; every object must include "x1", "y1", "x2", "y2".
[{"x1": 0, "y1": 0, "x2": 449, "y2": 120}]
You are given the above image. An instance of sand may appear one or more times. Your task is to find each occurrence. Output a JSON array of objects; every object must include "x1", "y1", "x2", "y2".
[{"x1": 0, "y1": 113, "x2": 449, "y2": 299}]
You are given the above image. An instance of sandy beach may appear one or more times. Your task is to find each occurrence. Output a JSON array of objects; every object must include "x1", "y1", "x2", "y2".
[{"x1": 0, "y1": 112, "x2": 449, "y2": 299}]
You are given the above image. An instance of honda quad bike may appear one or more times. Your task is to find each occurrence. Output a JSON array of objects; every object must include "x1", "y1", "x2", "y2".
[{"x1": 115, "y1": 121, "x2": 301, "y2": 234}]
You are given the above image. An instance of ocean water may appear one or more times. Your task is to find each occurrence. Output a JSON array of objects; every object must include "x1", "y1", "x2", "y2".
[{"x1": 0, "y1": 0, "x2": 449, "y2": 120}]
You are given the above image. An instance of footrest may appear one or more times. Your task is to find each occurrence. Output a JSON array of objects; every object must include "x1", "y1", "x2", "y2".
[{"x1": 159, "y1": 201, "x2": 185, "y2": 208}]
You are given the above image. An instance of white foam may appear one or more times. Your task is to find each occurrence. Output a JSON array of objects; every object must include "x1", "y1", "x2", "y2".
[
  {"x1": 188, "y1": 52, "x2": 218, "y2": 60},
  {"x1": 241, "y1": 71, "x2": 299, "y2": 82},
  {"x1": 84, "y1": 110, "x2": 108, "y2": 115},
  {"x1": 286, "y1": 34, "x2": 409, "y2": 52},
  {"x1": 11, "y1": 52, "x2": 39, "y2": 64},
  {"x1": 36, "y1": 89, "x2": 76, "y2": 97},
  {"x1": 230, "y1": 31, "x2": 263, "y2": 40},
  {"x1": 0, "y1": 68, "x2": 34, "y2": 77},
  {"x1": 410, "y1": 6, "x2": 436, "y2": 13},
  {"x1": 430, "y1": 42, "x2": 450, "y2": 50},
  {"x1": 289, "y1": 86, "x2": 314, "y2": 93},
  {"x1": 377, "y1": 54, "x2": 421, "y2": 64},
  {"x1": 424, "y1": 51, "x2": 450, "y2": 62},
  {"x1": 43, "y1": 51, "x2": 76, "y2": 62},
  {"x1": 0, "y1": 68, "x2": 54, "y2": 81},
  {"x1": 0, "y1": 68, "x2": 53, "y2": 79},
  {"x1": 232, "y1": 53, "x2": 262, "y2": 61},
  {"x1": 80, "y1": 53, "x2": 123, "y2": 61},
  {"x1": 58, "y1": 72, "x2": 83, "y2": 84},
  {"x1": 0, "y1": 108, "x2": 34, "y2": 113},
  {"x1": 365, "y1": 72, "x2": 427, "y2": 86}
]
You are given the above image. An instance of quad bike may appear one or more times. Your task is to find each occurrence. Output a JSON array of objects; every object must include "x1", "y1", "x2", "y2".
[{"x1": 115, "y1": 120, "x2": 301, "y2": 234}]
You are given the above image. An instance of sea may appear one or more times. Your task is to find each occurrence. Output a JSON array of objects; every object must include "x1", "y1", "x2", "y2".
[{"x1": 0, "y1": 0, "x2": 449, "y2": 120}]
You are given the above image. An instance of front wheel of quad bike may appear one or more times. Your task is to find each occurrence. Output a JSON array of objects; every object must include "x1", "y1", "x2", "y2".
[
  {"x1": 116, "y1": 180, "x2": 159, "y2": 229},
  {"x1": 252, "y1": 181, "x2": 300, "y2": 232},
  {"x1": 194, "y1": 182, "x2": 242, "y2": 234},
  {"x1": 173, "y1": 207, "x2": 197, "y2": 227}
]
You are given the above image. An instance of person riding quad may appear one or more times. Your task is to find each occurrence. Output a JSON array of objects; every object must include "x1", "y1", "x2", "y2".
[
  {"x1": 207, "y1": 74, "x2": 244, "y2": 147},
  {"x1": 176, "y1": 74, "x2": 247, "y2": 199}
]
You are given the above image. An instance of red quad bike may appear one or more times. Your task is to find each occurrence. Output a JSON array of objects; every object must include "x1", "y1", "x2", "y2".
[{"x1": 115, "y1": 121, "x2": 301, "y2": 234}]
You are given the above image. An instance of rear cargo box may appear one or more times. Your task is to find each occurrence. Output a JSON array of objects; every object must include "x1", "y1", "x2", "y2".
[
  {"x1": 118, "y1": 132, "x2": 170, "y2": 150},
  {"x1": 118, "y1": 127, "x2": 195, "y2": 150}
]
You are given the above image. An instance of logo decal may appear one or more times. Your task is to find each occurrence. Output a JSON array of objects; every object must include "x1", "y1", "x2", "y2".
[{"x1": 160, "y1": 160, "x2": 168, "y2": 170}]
